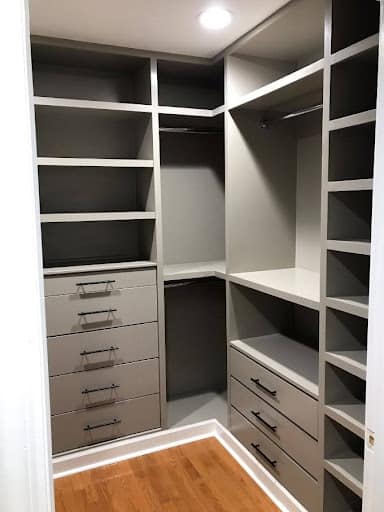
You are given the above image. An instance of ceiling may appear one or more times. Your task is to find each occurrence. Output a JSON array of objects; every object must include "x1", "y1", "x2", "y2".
[{"x1": 29, "y1": 0, "x2": 291, "y2": 59}]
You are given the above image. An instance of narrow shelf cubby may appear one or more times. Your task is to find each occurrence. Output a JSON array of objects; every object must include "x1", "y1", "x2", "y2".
[
  {"x1": 327, "y1": 190, "x2": 372, "y2": 250},
  {"x1": 325, "y1": 363, "x2": 366, "y2": 438},
  {"x1": 328, "y1": 122, "x2": 376, "y2": 182},
  {"x1": 31, "y1": 40, "x2": 151, "y2": 104},
  {"x1": 331, "y1": 0, "x2": 380, "y2": 54},
  {"x1": 324, "y1": 417, "x2": 364, "y2": 498},
  {"x1": 324, "y1": 471, "x2": 362, "y2": 511},
  {"x1": 35, "y1": 106, "x2": 153, "y2": 160},
  {"x1": 228, "y1": 283, "x2": 319, "y2": 398},
  {"x1": 325, "y1": 308, "x2": 367, "y2": 380},
  {"x1": 41, "y1": 219, "x2": 156, "y2": 268},
  {"x1": 38, "y1": 166, "x2": 154, "y2": 214},
  {"x1": 330, "y1": 46, "x2": 378, "y2": 120},
  {"x1": 157, "y1": 60, "x2": 224, "y2": 110},
  {"x1": 326, "y1": 251, "x2": 370, "y2": 318}
]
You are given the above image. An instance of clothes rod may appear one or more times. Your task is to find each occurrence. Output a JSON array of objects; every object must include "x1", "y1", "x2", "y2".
[
  {"x1": 159, "y1": 127, "x2": 223, "y2": 135},
  {"x1": 260, "y1": 104, "x2": 323, "y2": 129}
]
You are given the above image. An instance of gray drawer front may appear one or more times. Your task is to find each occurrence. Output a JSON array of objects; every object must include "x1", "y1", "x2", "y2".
[
  {"x1": 48, "y1": 323, "x2": 159, "y2": 376},
  {"x1": 230, "y1": 348, "x2": 318, "y2": 439},
  {"x1": 52, "y1": 394, "x2": 160, "y2": 454},
  {"x1": 45, "y1": 285, "x2": 157, "y2": 337},
  {"x1": 230, "y1": 377, "x2": 320, "y2": 478},
  {"x1": 44, "y1": 268, "x2": 156, "y2": 297},
  {"x1": 50, "y1": 358, "x2": 159, "y2": 415},
  {"x1": 230, "y1": 408, "x2": 320, "y2": 512}
]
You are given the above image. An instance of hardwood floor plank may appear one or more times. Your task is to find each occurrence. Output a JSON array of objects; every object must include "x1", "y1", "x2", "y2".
[{"x1": 54, "y1": 438, "x2": 280, "y2": 512}]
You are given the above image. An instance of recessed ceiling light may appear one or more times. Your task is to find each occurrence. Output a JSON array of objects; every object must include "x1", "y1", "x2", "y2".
[{"x1": 199, "y1": 7, "x2": 232, "y2": 30}]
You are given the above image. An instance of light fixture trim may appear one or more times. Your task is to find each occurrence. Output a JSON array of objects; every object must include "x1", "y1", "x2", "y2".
[{"x1": 199, "y1": 7, "x2": 232, "y2": 30}]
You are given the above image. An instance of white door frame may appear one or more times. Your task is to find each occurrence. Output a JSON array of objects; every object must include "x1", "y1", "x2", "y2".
[{"x1": 0, "y1": 1, "x2": 54, "y2": 511}]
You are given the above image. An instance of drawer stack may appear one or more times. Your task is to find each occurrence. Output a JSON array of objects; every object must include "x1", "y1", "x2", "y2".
[
  {"x1": 45, "y1": 267, "x2": 160, "y2": 454},
  {"x1": 230, "y1": 346, "x2": 320, "y2": 512}
]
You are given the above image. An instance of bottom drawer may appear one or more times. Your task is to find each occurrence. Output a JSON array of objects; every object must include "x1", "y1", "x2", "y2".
[
  {"x1": 52, "y1": 394, "x2": 160, "y2": 454},
  {"x1": 230, "y1": 407, "x2": 320, "y2": 512}
]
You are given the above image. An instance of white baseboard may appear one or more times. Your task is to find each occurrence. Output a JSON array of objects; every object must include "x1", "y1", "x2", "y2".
[{"x1": 53, "y1": 420, "x2": 307, "y2": 512}]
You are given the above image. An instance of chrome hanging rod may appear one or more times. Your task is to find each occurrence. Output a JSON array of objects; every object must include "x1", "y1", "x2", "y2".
[
  {"x1": 159, "y1": 127, "x2": 223, "y2": 135},
  {"x1": 260, "y1": 103, "x2": 323, "y2": 129}
]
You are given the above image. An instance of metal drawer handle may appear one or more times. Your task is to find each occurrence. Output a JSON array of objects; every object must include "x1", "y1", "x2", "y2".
[
  {"x1": 82, "y1": 383, "x2": 120, "y2": 395},
  {"x1": 76, "y1": 280, "x2": 116, "y2": 287},
  {"x1": 80, "y1": 346, "x2": 120, "y2": 356},
  {"x1": 83, "y1": 418, "x2": 121, "y2": 432},
  {"x1": 251, "y1": 411, "x2": 277, "y2": 432},
  {"x1": 250, "y1": 378, "x2": 277, "y2": 397},
  {"x1": 78, "y1": 309, "x2": 117, "y2": 317},
  {"x1": 251, "y1": 443, "x2": 277, "y2": 468}
]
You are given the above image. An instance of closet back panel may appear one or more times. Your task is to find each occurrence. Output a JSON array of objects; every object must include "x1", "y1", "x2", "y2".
[
  {"x1": 39, "y1": 166, "x2": 154, "y2": 213},
  {"x1": 42, "y1": 220, "x2": 154, "y2": 267},
  {"x1": 35, "y1": 107, "x2": 153, "y2": 159},
  {"x1": 160, "y1": 132, "x2": 225, "y2": 265},
  {"x1": 165, "y1": 279, "x2": 226, "y2": 398},
  {"x1": 32, "y1": 44, "x2": 151, "y2": 104}
]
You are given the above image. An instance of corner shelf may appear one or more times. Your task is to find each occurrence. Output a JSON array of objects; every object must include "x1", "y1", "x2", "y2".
[
  {"x1": 326, "y1": 297, "x2": 369, "y2": 319},
  {"x1": 325, "y1": 404, "x2": 365, "y2": 439},
  {"x1": 34, "y1": 96, "x2": 153, "y2": 114},
  {"x1": 229, "y1": 268, "x2": 320, "y2": 310},
  {"x1": 326, "y1": 351, "x2": 367, "y2": 381},
  {"x1": 164, "y1": 261, "x2": 226, "y2": 281},
  {"x1": 324, "y1": 458, "x2": 364, "y2": 498},
  {"x1": 327, "y1": 240, "x2": 371, "y2": 256},
  {"x1": 158, "y1": 105, "x2": 224, "y2": 118},
  {"x1": 328, "y1": 179, "x2": 373, "y2": 192},
  {"x1": 37, "y1": 157, "x2": 154, "y2": 168},
  {"x1": 329, "y1": 109, "x2": 376, "y2": 131},
  {"x1": 229, "y1": 59, "x2": 324, "y2": 111},
  {"x1": 231, "y1": 334, "x2": 319, "y2": 398},
  {"x1": 40, "y1": 212, "x2": 156, "y2": 223},
  {"x1": 43, "y1": 260, "x2": 157, "y2": 276}
]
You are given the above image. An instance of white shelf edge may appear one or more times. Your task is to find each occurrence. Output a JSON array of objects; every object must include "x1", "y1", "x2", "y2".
[
  {"x1": 37, "y1": 157, "x2": 154, "y2": 168},
  {"x1": 328, "y1": 179, "x2": 373, "y2": 192},
  {"x1": 327, "y1": 240, "x2": 371, "y2": 256},
  {"x1": 326, "y1": 297, "x2": 369, "y2": 319},
  {"x1": 43, "y1": 260, "x2": 157, "y2": 276},
  {"x1": 228, "y1": 58, "x2": 324, "y2": 111},
  {"x1": 325, "y1": 351, "x2": 367, "y2": 381},
  {"x1": 164, "y1": 261, "x2": 226, "y2": 281},
  {"x1": 40, "y1": 212, "x2": 156, "y2": 223},
  {"x1": 34, "y1": 96, "x2": 152, "y2": 113},
  {"x1": 324, "y1": 459, "x2": 364, "y2": 498},
  {"x1": 325, "y1": 404, "x2": 365, "y2": 439},
  {"x1": 331, "y1": 33, "x2": 379, "y2": 66},
  {"x1": 158, "y1": 105, "x2": 214, "y2": 117},
  {"x1": 329, "y1": 109, "x2": 376, "y2": 131}
]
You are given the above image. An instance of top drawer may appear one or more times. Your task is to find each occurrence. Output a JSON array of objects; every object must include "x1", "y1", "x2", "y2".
[
  {"x1": 44, "y1": 268, "x2": 156, "y2": 297},
  {"x1": 230, "y1": 347, "x2": 318, "y2": 439}
]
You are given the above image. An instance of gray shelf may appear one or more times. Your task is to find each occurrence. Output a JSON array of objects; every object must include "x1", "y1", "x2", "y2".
[
  {"x1": 34, "y1": 96, "x2": 153, "y2": 113},
  {"x1": 331, "y1": 33, "x2": 379, "y2": 65},
  {"x1": 43, "y1": 260, "x2": 157, "y2": 276},
  {"x1": 327, "y1": 240, "x2": 371, "y2": 256},
  {"x1": 231, "y1": 334, "x2": 319, "y2": 398},
  {"x1": 325, "y1": 404, "x2": 365, "y2": 439},
  {"x1": 164, "y1": 261, "x2": 226, "y2": 281},
  {"x1": 329, "y1": 109, "x2": 376, "y2": 131},
  {"x1": 326, "y1": 297, "x2": 369, "y2": 319},
  {"x1": 328, "y1": 179, "x2": 373, "y2": 192},
  {"x1": 326, "y1": 351, "x2": 367, "y2": 381},
  {"x1": 41, "y1": 212, "x2": 156, "y2": 223},
  {"x1": 324, "y1": 458, "x2": 364, "y2": 498},
  {"x1": 37, "y1": 157, "x2": 154, "y2": 168}
]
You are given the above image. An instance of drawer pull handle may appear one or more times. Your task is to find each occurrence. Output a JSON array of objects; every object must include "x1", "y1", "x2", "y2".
[
  {"x1": 251, "y1": 443, "x2": 277, "y2": 468},
  {"x1": 250, "y1": 378, "x2": 277, "y2": 397},
  {"x1": 251, "y1": 411, "x2": 277, "y2": 432},
  {"x1": 78, "y1": 309, "x2": 117, "y2": 317},
  {"x1": 76, "y1": 280, "x2": 116, "y2": 287},
  {"x1": 80, "y1": 346, "x2": 120, "y2": 356},
  {"x1": 84, "y1": 418, "x2": 121, "y2": 432},
  {"x1": 82, "y1": 383, "x2": 120, "y2": 395}
]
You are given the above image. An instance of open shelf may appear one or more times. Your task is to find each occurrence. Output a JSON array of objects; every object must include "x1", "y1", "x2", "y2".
[
  {"x1": 324, "y1": 471, "x2": 362, "y2": 512},
  {"x1": 328, "y1": 179, "x2": 373, "y2": 192},
  {"x1": 326, "y1": 297, "x2": 369, "y2": 320},
  {"x1": 325, "y1": 363, "x2": 366, "y2": 438},
  {"x1": 167, "y1": 391, "x2": 227, "y2": 428},
  {"x1": 329, "y1": 109, "x2": 376, "y2": 132},
  {"x1": 330, "y1": 46, "x2": 378, "y2": 121},
  {"x1": 158, "y1": 105, "x2": 222, "y2": 118},
  {"x1": 164, "y1": 261, "x2": 226, "y2": 281},
  {"x1": 324, "y1": 417, "x2": 364, "y2": 498},
  {"x1": 41, "y1": 212, "x2": 156, "y2": 223},
  {"x1": 229, "y1": 268, "x2": 320, "y2": 310},
  {"x1": 43, "y1": 260, "x2": 157, "y2": 276},
  {"x1": 31, "y1": 40, "x2": 151, "y2": 104},
  {"x1": 229, "y1": 59, "x2": 324, "y2": 113},
  {"x1": 231, "y1": 334, "x2": 319, "y2": 398},
  {"x1": 34, "y1": 96, "x2": 152, "y2": 113},
  {"x1": 331, "y1": 33, "x2": 379, "y2": 66},
  {"x1": 37, "y1": 157, "x2": 153, "y2": 168},
  {"x1": 327, "y1": 240, "x2": 370, "y2": 256},
  {"x1": 35, "y1": 105, "x2": 153, "y2": 160},
  {"x1": 326, "y1": 351, "x2": 367, "y2": 381},
  {"x1": 331, "y1": 0, "x2": 380, "y2": 54}
]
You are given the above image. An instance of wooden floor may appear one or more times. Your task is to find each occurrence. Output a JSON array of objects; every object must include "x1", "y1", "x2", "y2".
[{"x1": 55, "y1": 438, "x2": 280, "y2": 512}]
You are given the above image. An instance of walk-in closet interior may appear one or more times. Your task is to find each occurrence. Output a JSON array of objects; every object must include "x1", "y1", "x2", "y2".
[{"x1": 30, "y1": 0, "x2": 381, "y2": 509}]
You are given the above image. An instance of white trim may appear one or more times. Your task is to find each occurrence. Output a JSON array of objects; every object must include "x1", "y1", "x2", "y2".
[{"x1": 53, "y1": 420, "x2": 307, "y2": 512}]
